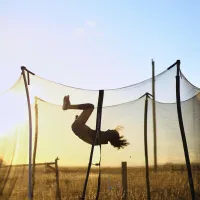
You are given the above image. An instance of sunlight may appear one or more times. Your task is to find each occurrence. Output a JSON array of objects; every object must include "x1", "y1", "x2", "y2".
[
  {"x1": 0, "y1": 83, "x2": 37, "y2": 138},
  {"x1": 0, "y1": 93, "x2": 27, "y2": 137}
]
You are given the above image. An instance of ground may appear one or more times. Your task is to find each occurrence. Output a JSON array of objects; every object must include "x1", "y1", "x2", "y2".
[{"x1": 4, "y1": 164, "x2": 200, "y2": 200}]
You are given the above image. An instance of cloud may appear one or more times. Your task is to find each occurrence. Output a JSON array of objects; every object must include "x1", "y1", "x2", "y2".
[
  {"x1": 85, "y1": 20, "x2": 96, "y2": 28},
  {"x1": 73, "y1": 28, "x2": 85, "y2": 36},
  {"x1": 92, "y1": 31, "x2": 104, "y2": 37},
  {"x1": 73, "y1": 20, "x2": 104, "y2": 38}
]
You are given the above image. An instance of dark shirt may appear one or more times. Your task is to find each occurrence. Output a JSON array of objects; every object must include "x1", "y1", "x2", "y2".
[{"x1": 72, "y1": 121, "x2": 109, "y2": 145}]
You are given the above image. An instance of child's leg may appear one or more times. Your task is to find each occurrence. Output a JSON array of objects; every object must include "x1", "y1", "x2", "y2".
[
  {"x1": 72, "y1": 104, "x2": 94, "y2": 124},
  {"x1": 63, "y1": 96, "x2": 94, "y2": 124}
]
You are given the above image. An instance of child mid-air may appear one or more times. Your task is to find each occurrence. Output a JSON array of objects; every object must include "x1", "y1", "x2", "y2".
[{"x1": 62, "y1": 96, "x2": 129, "y2": 149}]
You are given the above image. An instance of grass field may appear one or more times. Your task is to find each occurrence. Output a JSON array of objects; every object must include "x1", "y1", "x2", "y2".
[{"x1": 2, "y1": 164, "x2": 199, "y2": 200}]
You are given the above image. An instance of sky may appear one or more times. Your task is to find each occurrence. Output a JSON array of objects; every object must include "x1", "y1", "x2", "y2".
[{"x1": 0, "y1": 0, "x2": 200, "y2": 93}]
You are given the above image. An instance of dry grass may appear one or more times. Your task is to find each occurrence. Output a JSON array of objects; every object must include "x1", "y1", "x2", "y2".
[{"x1": 2, "y1": 165, "x2": 200, "y2": 200}]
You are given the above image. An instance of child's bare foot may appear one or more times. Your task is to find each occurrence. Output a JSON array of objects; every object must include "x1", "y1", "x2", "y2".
[{"x1": 62, "y1": 95, "x2": 70, "y2": 110}]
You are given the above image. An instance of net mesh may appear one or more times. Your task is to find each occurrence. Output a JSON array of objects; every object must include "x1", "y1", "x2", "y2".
[
  {"x1": 0, "y1": 64, "x2": 199, "y2": 200},
  {"x1": 12, "y1": 66, "x2": 200, "y2": 105},
  {"x1": 0, "y1": 87, "x2": 29, "y2": 200}
]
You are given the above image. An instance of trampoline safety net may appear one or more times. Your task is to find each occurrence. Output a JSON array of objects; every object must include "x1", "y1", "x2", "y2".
[{"x1": 0, "y1": 62, "x2": 199, "y2": 200}]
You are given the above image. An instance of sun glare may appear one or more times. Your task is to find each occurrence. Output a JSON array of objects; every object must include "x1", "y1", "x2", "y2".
[{"x1": 0, "y1": 89, "x2": 29, "y2": 138}]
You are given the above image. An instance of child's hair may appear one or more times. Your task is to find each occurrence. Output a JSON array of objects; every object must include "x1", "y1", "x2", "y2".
[{"x1": 108, "y1": 126, "x2": 129, "y2": 150}]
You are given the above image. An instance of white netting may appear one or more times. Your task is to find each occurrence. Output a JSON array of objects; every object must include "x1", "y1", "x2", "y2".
[{"x1": 0, "y1": 63, "x2": 199, "y2": 199}]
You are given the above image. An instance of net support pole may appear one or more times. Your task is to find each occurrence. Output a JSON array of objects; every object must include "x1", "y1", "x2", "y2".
[
  {"x1": 121, "y1": 161, "x2": 128, "y2": 200},
  {"x1": 144, "y1": 93, "x2": 151, "y2": 200},
  {"x1": 176, "y1": 60, "x2": 196, "y2": 200},
  {"x1": 81, "y1": 90, "x2": 104, "y2": 200},
  {"x1": 55, "y1": 157, "x2": 61, "y2": 200},
  {"x1": 32, "y1": 97, "x2": 38, "y2": 198},
  {"x1": 21, "y1": 66, "x2": 33, "y2": 200},
  {"x1": 152, "y1": 59, "x2": 157, "y2": 172}
]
